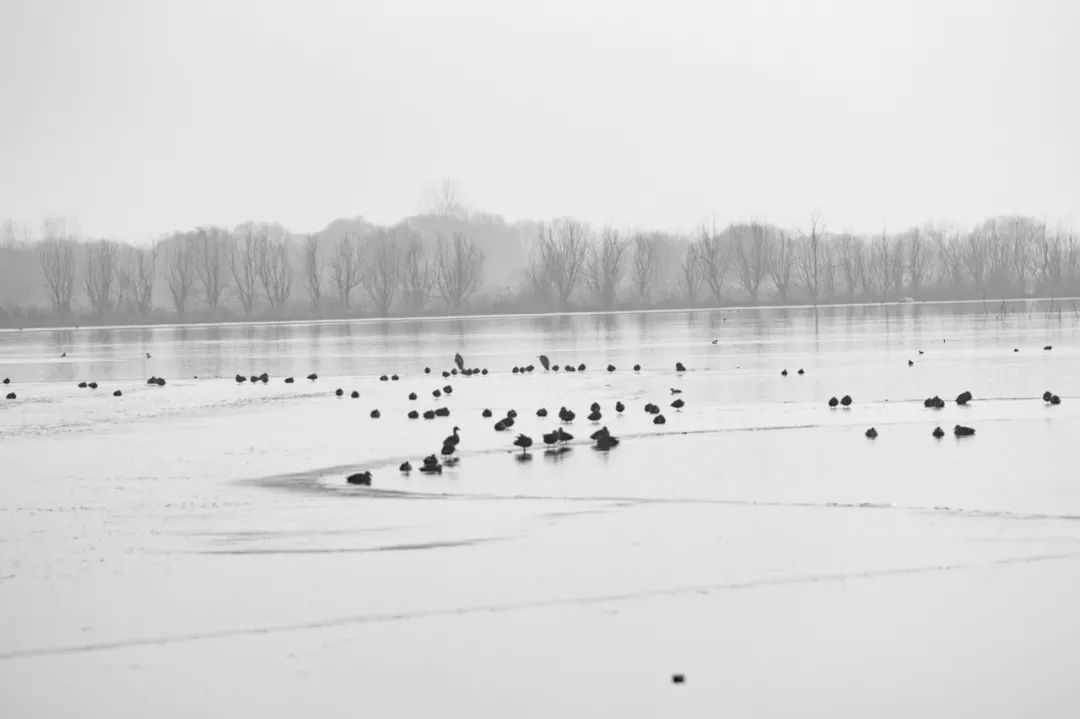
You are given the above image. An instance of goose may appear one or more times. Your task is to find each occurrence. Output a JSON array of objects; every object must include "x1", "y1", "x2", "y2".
[
  {"x1": 442, "y1": 370, "x2": 451, "y2": 378},
  {"x1": 954, "y1": 424, "x2": 975, "y2": 437},
  {"x1": 675, "y1": 362, "x2": 686, "y2": 372},
  {"x1": 400, "y1": 461, "x2": 412, "y2": 472},
  {"x1": 671, "y1": 398, "x2": 685, "y2": 409},
  {"x1": 513, "y1": 434, "x2": 533, "y2": 455},
  {"x1": 955, "y1": 391, "x2": 972, "y2": 406},
  {"x1": 346, "y1": 471, "x2": 372, "y2": 486},
  {"x1": 434, "y1": 407, "x2": 450, "y2": 417},
  {"x1": 932, "y1": 426, "x2": 945, "y2": 438},
  {"x1": 840, "y1": 395, "x2": 852, "y2": 407},
  {"x1": 440, "y1": 443, "x2": 456, "y2": 458},
  {"x1": 865, "y1": 427, "x2": 878, "y2": 438},
  {"x1": 370, "y1": 409, "x2": 381, "y2": 418},
  {"x1": 482, "y1": 408, "x2": 493, "y2": 418},
  {"x1": 539, "y1": 355, "x2": 550, "y2": 370},
  {"x1": 351, "y1": 390, "x2": 359, "y2": 398},
  {"x1": 444, "y1": 427, "x2": 461, "y2": 448},
  {"x1": 454, "y1": 353, "x2": 465, "y2": 371},
  {"x1": 307, "y1": 373, "x2": 318, "y2": 381},
  {"x1": 828, "y1": 397, "x2": 838, "y2": 407},
  {"x1": 284, "y1": 377, "x2": 294, "y2": 384},
  {"x1": 653, "y1": 414, "x2": 666, "y2": 424},
  {"x1": 615, "y1": 401, "x2": 625, "y2": 413},
  {"x1": 408, "y1": 410, "x2": 419, "y2": 419},
  {"x1": 335, "y1": 388, "x2": 344, "y2": 397},
  {"x1": 536, "y1": 408, "x2": 548, "y2": 417}
]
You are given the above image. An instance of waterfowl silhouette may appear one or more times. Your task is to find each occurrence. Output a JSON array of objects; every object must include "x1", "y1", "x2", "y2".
[
  {"x1": 537, "y1": 408, "x2": 548, "y2": 417},
  {"x1": 235, "y1": 374, "x2": 246, "y2": 383},
  {"x1": 61, "y1": 352, "x2": 66, "y2": 358},
  {"x1": 840, "y1": 395, "x2": 852, "y2": 407},
  {"x1": 633, "y1": 364, "x2": 641, "y2": 371},
  {"x1": 307, "y1": 373, "x2": 318, "y2": 381},
  {"x1": 828, "y1": 397, "x2": 839, "y2": 408},
  {"x1": 955, "y1": 391, "x2": 972, "y2": 406},
  {"x1": 502, "y1": 415, "x2": 515, "y2": 428},
  {"x1": 444, "y1": 427, "x2": 461, "y2": 448},
  {"x1": 675, "y1": 362, "x2": 686, "y2": 372},
  {"x1": 482, "y1": 408, "x2": 493, "y2": 418},
  {"x1": 154, "y1": 378, "x2": 165, "y2": 386},
  {"x1": 408, "y1": 410, "x2": 419, "y2": 419},
  {"x1": 512, "y1": 367, "x2": 520, "y2": 374},
  {"x1": 1043, "y1": 391, "x2": 1053, "y2": 402},
  {"x1": 6, "y1": 392, "x2": 15, "y2": 400},
  {"x1": 443, "y1": 385, "x2": 453, "y2": 394},
  {"x1": 539, "y1": 355, "x2": 550, "y2": 371},
  {"x1": 653, "y1": 414, "x2": 666, "y2": 424},
  {"x1": 525, "y1": 365, "x2": 535, "y2": 372},
  {"x1": 907, "y1": 359, "x2": 914, "y2": 367},
  {"x1": 259, "y1": 373, "x2": 269, "y2": 383},
  {"x1": 434, "y1": 407, "x2": 450, "y2": 417},
  {"x1": 781, "y1": 369, "x2": 788, "y2": 376},
  {"x1": 370, "y1": 409, "x2": 381, "y2": 418},
  {"x1": 865, "y1": 427, "x2": 878, "y2": 438},
  {"x1": 400, "y1": 461, "x2": 412, "y2": 472},
  {"x1": 1050, "y1": 395, "x2": 1062, "y2": 405},
  {"x1": 556, "y1": 428, "x2": 574, "y2": 443},
  {"x1": 2, "y1": 378, "x2": 8, "y2": 384},
  {"x1": 450, "y1": 369, "x2": 458, "y2": 376},
  {"x1": 442, "y1": 370, "x2": 451, "y2": 378},
  {"x1": 932, "y1": 426, "x2": 945, "y2": 438},
  {"x1": 113, "y1": 390, "x2": 122, "y2": 397},
  {"x1": 558, "y1": 407, "x2": 576, "y2": 423},
  {"x1": 454, "y1": 353, "x2": 465, "y2": 371},
  {"x1": 423, "y1": 410, "x2": 436, "y2": 420},
  {"x1": 552, "y1": 365, "x2": 560, "y2": 372},
  {"x1": 424, "y1": 367, "x2": 431, "y2": 374},
  {"x1": 419, "y1": 462, "x2": 443, "y2": 474},
  {"x1": 513, "y1": 434, "x2": 533, "y2": 455},
  {"x1": 797, "y1": 369, "x2": 805, "y2": 375},
  {"x1": 88, "y1": 382, "x2": 98, "y2": 389},
  {"x1": 481, "y1": 369, "x2": 489, "y2": 375},
  {"x1": 607, "y1": 364, "x2": 616, "y2": 372},
  {"x1": 147, "y1": 376, "x2": 158, "y2": 385},
  {"x1": 670, "y1": 388, "x2": 682, "y2": 394},
  {"x1": 645, "y1": 403, "x2": 660, "y2": 414},
  {"x1": 590, "y1": 426, "x2": 610, "y2": 441},
  {"x1": 433, "y1": 389, "x2": 442, "y2": 398},
  {"x1": 440, "y1": 443, "x2": 455, "y2": 458},
  {"x1": 954, "y1": 424, "x2": 975, "y2": 437},
  {"x1": 249, "y1": 375, "x2": 259, "y2": 384},
  {"x1": 671, "y1": 398, "x2": 685, "y2": 409},
  {"x1": 146, "y1": 352, "x2": 151, "y2": 359},
  {"x1": 507, "y1": 409, "x2": 518, "y2": 418},
  {"x1": 590, "y1": 402, "x2": 600, "y2": 412},
  {"x1": 494, "y1": 419, "x2": 508, "y2": 431},
  {"x1": 564, "y1": 364, "x2": 575, "y2": 372},
  {"x1": 577, "y1": 363, "x2": 586, "y2": 372},
  {"x1": 409, "y1": 392, "x2": 418, "y2": 400},
  {"x1": 350, "y1": 390, "x2": 359, "y2": 398},
  {"x1": 595, "y1": 434, "x2": 619, "y2": 450},
  {"x1": 284, "y1": 377, "x2": 294, "y2": 384},
  {"x1": 587, "y1": 409, "x2": 601, "y2": 422},
  {"x1": 615, "y1": 401, "x2": 625, "y2": 413},
  {"x1": 335, "y1": 388, "x2": 344, "y2": 397},
  {"x1": 543, "y1": 430, "x2": 560, "y2": 447},
  {"x1": 380, "y1": 375, "x2": 389, "y2": 381},
  {"x1": 346, "y1": 471, "x2": 372, "y2": 486},
  {"x1": 1044, "y1": 345, "x2": 1053, "y2": 351}
]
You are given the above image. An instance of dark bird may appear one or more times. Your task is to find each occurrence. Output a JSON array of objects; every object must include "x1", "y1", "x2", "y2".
[
  {"x1": 502, "y1": 415, "x2": 515, "y2": 428},
  {"x1": 828, "y1": 397, "x2": 839, "y2": 408},
  {"x1": 907, "y1": 359, "x2": 914, "y2": 367},
  {"x1": 284, "y1": 377, "x2": 294, "y2": 384},
  {"x1": 840, "y1": 395, "x2": 852, "y2": 407},
  {"x1": 400, "y1": 462, "x2": 412, "y2": 472},
  {"x1": 675, "y1": 362, "x2": 686, "y2": 372},
  {"x1": 633, "y1": 364, "x2": 641, "y2": 371},
  {"x1": 440, "y1": 443, "x2": 456, "y2": 458},
  {"x1": 955, "y1": 391, "x2": 972, "y2": 406},
  {"x1": 512, "y1": 367, "x2": 520, "y2": 374},
  {"x1": 249, "y1": 375, "x2": 258, "y2": 383},
  {"x1": 595, "y1": 434, "x2": 620, "y2": 451},
  {"x1": 482, "y1": 408, "x2": 493, "y2": 418},
  {"x1": 1, "y1": 378, "x2": 8, "y2": 384},
  {"x1": 423, "y1": 454, "x2": 439, "y2": 467},
  {"x1": 346, "y1": 471, "x2": 372, "y2": 486},
  {"x1": 259, "y1": 373, "x2": 269, "y2": 383},
  {"x1": 1043, "y1": 391, "x2": 1053, "y2": 402},
  {"x1": 494, "y1": 419, "x2": 508, "y2": 431},
  {"x1": 481, "y1": 369, "x2": 489, "y2": 375},
  {"x1": 954, "y1": 424, "x2": 975, "y2": 437},
  {"x1": 88, "y1": 382, "x2": 98, "y2": 389},
  {"x1": 590, "y1": 402, "x2": 600, "y2": 412},
  {"x1": 543, "y1": 430, "x2": 559, "y2": 446},
  {"x1": 433, "y1": 389, "x2": 442, "y2": 398},
  {"x1": 645, "y1": 403, "x2": 660, "y2": 414},
  {"x1": 454, "y1": 353, "x2": 465, "y2": 371},
  {"x1": 932, "y1": 426, "x2": 945, "y2": 438},
  {"x1": 607, "y1": 364, "x2": 616, "y2": 372},
  {"x1": 507, "y1": 409, "x2": 518, "y2": 418},
  {"x1": 590, "y1": 426, "x2": 610, "y2": 441},
  {"x1": 556, "y1": 428, "x2": 574, "y2": 443},
  {"x1": 670, "y1": 388, "x2": 682, "y2": 394},
  {"x1": 577, "y1": 363, "x2": 586, "y2": 372},
  {"x1": 564, "y1": 364, "x2": 575, "y2": 372},
  {"x1": 525, "y1": 365, "x2": 535, "y2": 372},
  {"x1": 450, "y1": 369, "x2": 458, "y2": 376},
  {"x1": 443, "y1": 385, "x2": 453, "y2": 394},
  {"x1": 924, "y1": 396, "x2": 944, "y2": 408},
  {"x1": 587, "y1": 409, "x2": 601, "y2": 422},
  {"x1": 423, "y1": 410, "x2": 436, "y2": 420},
  {"x1": 1014, "y1": 348, "x2": 1019, "y2": 353},
  {"x1": 77, "y1": 381, "x2": 87, "y2": 388},
  {"x1": 370, "y1": 409, "x2": 381, "y2": 418},
  {"x1": 797, "y1": 369, "x2": 804, "y2": 375},
  {"x1": 146, "y1": 377, "x2": 158, "y2": 385},
  {"x1": 113, "y1": 390, "x2": 122, "y2": 397},
  {"x1": 307, "y1": 373, "x2": 318, "y2": 381},
  {"x1": 61, "y1": 352, "x2": 66, "y2": 358},
  {"x1": 335, "y1": 388, "x2": 344, "y2": 397},
  {"x1": 537, "y1": 408, "x2": 548, "y2": 417},
  {"x1": 419, "y1": 462, "x2": 442, "y2": 474},
  {"x1": 434, "y1": 407, "x2": 450, "y2": 417},
  {"x1": 442, "y1": 370, "x2": 451, "y2": 378},
  {"x1": 552, "y1": 364, "x2": 560, "y2": 372},
  {"x1": 865, "y1": 427, "x2": 878, "y2": 438},
  {"x1": 146, "y1": 352, "x2": 151, "y2": 359},
  {"x1": 1044, "y1": 345, "x2": 1053, "y2": 351},
  {"x1": 615, "y1": 401, "x2": 625, "y2": 413},
  {"x1": 409, "y1": 392, "x2": 418, "y2": 400},
  {"x1": 153, "y1": 378, "x2": 165, "y2": 386},
  {"x1": 671, "y1": 398, "x2": 684, "y2": 409},
  {"x1": 672, "y1": 675, "x2": 685, "y2": 685},
  {"x1": 444, "y1": 426, "x2": 461, "y2": 448},
  {"x1": 235, "y1": 374, "x2": 246, "y2": 383},
  {"x1": 408, "y1": 410, "x2": 419, "y2": 419},
  {"x1": 380, "y1": 375, "x2": 389, "y2": 381},
  {"x1": 558, "y1": 407, "x2": 576, "y2": 423},
  {"x1": 918, "y1": 350, "x2": 924, "y2": 355},
  {"x1": 5, "y1": 392, "x2": 15, "y2": 400},
  {"x1": 539, "y1": 354, "x2": 550, "y2": 370},
  {"x1": 781, "y1": 369, "x2": 788, "y2": 376},
  {"x1": 1051, "y1": 395, "x2": 1062, "y2": 405},
  {"x1": 653, "y1": 414, "x2": 666, "y2": 424},
  {"x1": 424, "y1": 367, "x2": 431, "y2": 374},
  {"x1": 513, "y1": 434, "x2": 533, "y2": 455}
]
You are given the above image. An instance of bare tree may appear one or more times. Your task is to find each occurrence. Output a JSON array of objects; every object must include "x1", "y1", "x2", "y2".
[
  {"x1": 905, "y1": 228, "x2": 930, "y2": 298},
  {"x1": 38, "y1": 229, "x2": 76, "y2": 315},
  {"x1": 194, "y1": 227, "x2": 228, "y2": 311},
  {"x1": 228, "y1": 227, "x2": 261, "y2": 315},
  {"x1": 960, "y1": 228, "x2": 989, "y2": 295},
  {"x1": 679, "y1": 242, "x2": 703, "y2": 304},
  {"x1": 330, "y1": 232, "x2": 363, "y2": 308},
  {"x1": 630, "y1": 233, "x2": 658, "y2": 304},
  {"x1": 434, "y1": 232, "x2": 484, "y2": 312},
  {"x1": 529, "y1": 220, "x2": 590, "y2": 309},
  {"x1": 796, "y1": 214, "x2": 827, "y2": 303},
  {"x1": 256, "y1": 230, "x2": 292, "y2": 312},
  {"x1": 362, "y1": 232, "x2": 401, "y2": 316},
  {"x1": 732, "y1": 221, "x2": 770, "y2": 301},
  {"x1": 401, "y1": 234, "x2": 434, "y2": 312},
  {"x1": 585, "y1": 227, "x2": 629, "y2": 309},
  {"x1": 122, "y1": 243, "x2": 158, "y2": 316},
  {"x1": 302, "y1": 234, "x2": 323, "y2": 309},
  {"x1": 165, "y1": 236, "x2": 195, "y2": 318},
  {"x1": 83, "y1": 239, "x2": 121, "y2": 315},
  {"x1": 833, "y1": 234, "x2": 862, "y2": 299},
  {"x1": 694, "y1": 223, "x2": 730, "y2": 304},
  {"x1": 767, "y1": 230, "x2": 797, "y2": 302}
]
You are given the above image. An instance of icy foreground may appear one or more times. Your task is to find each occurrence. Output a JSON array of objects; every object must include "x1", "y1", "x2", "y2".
[{"x1": 2, "y1": 305, "x2": 1080, "y2": 718}]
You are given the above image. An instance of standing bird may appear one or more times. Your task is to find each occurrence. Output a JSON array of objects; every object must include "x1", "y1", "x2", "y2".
[
  {"x1": 615, "y1": 401, "x2": 625, "y2": 413},
  {"x1": 539, "y1": 354, "x2": 550, "y2": 371},
  {"x1": 671, "y1": 398, "x2": 684, "y2": 410},
  {"x1": 335, "y1": 388, "x2": 344, "y2": 397},
  {"x1": 955, "y1": 390, "x2": 972, "y2": 406},
  {"x1": 932, "y1": 426, "x2": 945, "y2": 438},
  {"x1": 590, "y1": 402, "x2": 601, "y2": 412},
  {"x1": 454, "y1": 353, "x2": 465, "y2": 371},
  {"x1": 307, "y1": 373, "x2": 318, "y2": 381},
  {"x1": 828, "y1": 397, "x2": 839, "y2": 408},
  {"x1": 653, "y1": 414, "x2": 666, "y2": 425},
  {"x1": 676, "y1": 362, "x2": 686, "y2": 372},
  {"x1": 840, "y1": 395, "x2": 852, "y2": 407},
  {"x1": 556, "y1": 428, "x2": 574, "y2": 443},
  {"x1": 443, "y1": 426, "x2": 461, "y2": 448},
  {"x1": 865, "y1": 427, "x2": 878, "y2": 438},
  {"x1": 513, "y1": 434, "x2": 533, "y2": 456},
  {"x1": 536, "y1": 408, "x2": 548, "y2": 417},
  {"x1": 781, "y1": 369, "x2": 788, "y2": 376},
  {"x1": 482, "y1": 408, "x2": 493, "y2": 418},
  {"x1": 587, "y1": 409, "x2": 602, "y2": 422},
  {"x1": 607, "y1": 364, "x2": 616, "y2": 372},
  {"x1": 558, "y1": 407, "x2": 576, "y2": 423},
  {"x1": 543, "y1": 430, "x2": 560, "y2": 447},
  {"x1": 633, "y1": 364, "x2": 641, "y2": 371}
]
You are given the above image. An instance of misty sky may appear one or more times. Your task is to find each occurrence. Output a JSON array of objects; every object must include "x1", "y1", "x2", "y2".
[{"x1": 1, "y1": 0, "x2": 1078, "y2": 242}]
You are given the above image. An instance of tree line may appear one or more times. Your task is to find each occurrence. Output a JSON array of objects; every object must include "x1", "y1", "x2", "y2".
[{"x1": 1, "y1": 212, "x2": 1077, "y2": 328}]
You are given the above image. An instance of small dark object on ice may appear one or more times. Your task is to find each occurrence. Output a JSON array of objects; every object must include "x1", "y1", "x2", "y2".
[
  {"x1": 653, "y1": 414, "x2": 666, "y2": 425},
  {"x1": 346, "y1": 471, "x2": 372, "y2": 486},
  {"x1": 828, "y1": 397, "x2": 839, "y2": 408},
  {"x1": 400, "y1": 462, "x2": 412, "y2": 472},
  {"x1": 284, "y1": 377, "x2": 294, "y2": 383},
  {"x1": 307, "y1": 373, "x2": 318, "y2": 381},
  {"x1": 908, "y1": 359, "x2": 914, "y2": 366},
  {"x1": 1050, "y1": 395, "x2": 1061, "y2": 405},
  {"x1": 424, "y1": 410, "x2": 436, "y2": 419},
  {"x1": 932, "y1": 426, "x2": 944, "y2": 438},
  {"x1": 956, "y1": 391, "x2": 972, "y2": 406},
  {"x1": 615, "y1": 401, "x2": 625, "y2": 412},
  {"x1": 370, "y1": 409, "x2": 381, "y2": 418},
  {"x1": 865, "y1": 427, "x2": 878, "y2": 438},
  {"x1": 671, "y1": 399, "x2": 684, "y2": 409},
  {"x1": 434, "y1": 407, "x2": 450, "y2": 417},
  {"x1": 797, "y1": 369, "x2": 804, "y2": 375},
  {"x1": 380, "y1": 375, "x2": 389, "y2": 381},
  {"x1": 391, "y1": 374, "x2": 399, "y2": 381},
  {"x1": 351, "y1": 390, "x2": 359, "y2": 398},
  {"x1": 424, "y1": 367, "x2": 431, "y2": 374},
  {"x1": 633, "y1": 364, "x2": 641, "y2": 371},
  {"x1": 409, "y1": 392, "x2": 417, "y2": 400},
  {"x1": 113, "y1": 390, "x2": 122, "y2": 397},
  {"x1": 781, "y1": 369, "x2": 788, "y2": 376},
  {"x1": 2, "y1": 378, "x2": 8, "y2": 384},
  {"x1": 513, "y1": 434, "x2": 533, "y2": 455},
  {"x1": 840, "y1": 395, "x2": 852, "y2": 407},
  {"x1": 1044, "y1": 345, "x2": 1053, "y2": 351},
  {"x1": 675, "y1": 362, "x2": 686, "y2": 372},
  {"x1": 236, "y1": 375, "x2": 246, "y2": 383},
  {"x1": 954, "y1": 425, "x2": 975, "y2": 437},
  {"x1": 537, "y1": 408, "x2": 548, "y2": 417},
  {"x1": 482, "y1": 408, "x2": 492, "y2": 418},
  {"x1": 335, "y1": 388, "x2": 344, "y2": 397},
  {"x1": 88, "y1": 382, "x2": 98, "y2": 389},
  {"x1": 5, "y1": 392, "x2": 15, "y2": 400},
  {"x1": 607, "y1": 364, "x2": 616, "y2": 372},
  {"x1": 672, "y1": 674, "x2": 685, "y2": 684},
  {"x1": 408, "y1": 410, "x2": 419, "y2": 419}
]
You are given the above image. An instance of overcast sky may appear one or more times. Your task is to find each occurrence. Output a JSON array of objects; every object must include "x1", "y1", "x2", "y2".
[{"x1": 1, "y1": 0, "x2": 1078, "y2": 241}]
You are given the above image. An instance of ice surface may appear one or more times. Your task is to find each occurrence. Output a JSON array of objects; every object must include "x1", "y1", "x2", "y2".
[{"x1": 2, "y1": 303, "x2": 1080, "y2": 717}]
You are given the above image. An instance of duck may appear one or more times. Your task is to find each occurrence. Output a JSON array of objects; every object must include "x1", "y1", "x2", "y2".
[
  {"x1": 955, "y1": 390, "x2": 972, "y2": 406},
  {"x1": 454, "y1": 353, "x2": 465, "y2": 371},
  {"x1": 590, "y1": 402, "x2": 600, "y2": 412},
  {"x1": 235, "y1": 374, "x2": 246, "y2": 383},
  {"x1": 1044, "y1": 345, "x2": 1053, "y2": 351},
  {"x1": 307, "y1": 373, "x2": 318, "y2": 381},
  {"x1": 346, "y1": 471, "x2": 372, "y2": 486},
  {"x1": 400, "y1": 461, "x2": 412, "y2": 472},
  {"x1": 434, "y1": 407, "x2": 450, "y2": 417},
  {"x1": 408, "y1": 410, "x2": 420, "y2": 419},
  {"x1": 370, "y1": 409, "x2": 381, "y2": 419},
  {"x1": 587, "y1": 409, "x2": 602, "y2": 422},
  {"x1": 419, "y1": 462, "x2": 443, "y2": 474},
  {"x1": 512, "y1": 367, "x2": 520, "y2": 374},
  {"x1": 525, "y1": 365, "x2": 535, "y2": 373},
  {"x1": 840, "y1": 395, "x2": 852, "y2": 407},
  {"x1": 259, "y1": 373, "x2": 269, "y2": 383},
  {"x1": 594, "y1": 434, "x2": 620, "y2": 450},
  {"x1": 675, "y1": 362, "x2": 686, "y2": 372},
  {"x1": 335, "y1": 388, "x2": 344, "y2": 397},
  {"x1": 653, "y1": 414, "x2": 666, "y2": 425},
  {"x1": 450, "y1": 368, "x2": 458, "y2": 376},
  {"x1": 482, "y1": 408, "x2": 493, "y2": 418},
  {"x1": 423, "y1": 410, "x2": 436, "y2": 420},
  {"x1": 408, "y1": 392, "x2": 418, "y2": 400},
  {"x1": 113, "y1": 390, "x2": 122, "y2": 397},
  {"x1": 1043, "y1": 391, "x2": 1053, "y2": 402},
  {"x1": 797, "y1": 369, "x2": 804, "y2": 375},
  {"x1": 249, "y1": 375, "x2": 259, "y2": 384},
  {"x1": 552, "y1": 364, "x2": 560, "y2": 372},
  {"x1": 433, "y1": 389, "x2": 442, "y2": 398},
  {"x1": 543, "y1": 430, "x2": 560, "y2": 446},
  {"x1": 556, "y1": 428, "x2": 574, "y2": 443},
  {"x1": 443, "y1": 385, "x2": 453, "y2": 395},
  {"x1": 577, "y1": 363, "x2": 586, "y2": 372},
  {"x1": 538, "y1": 354, "x2": 551, "y2": 371},
  {"x1": 443, "y1": 427, "x2": 461, "y2": 448},
  {"x1": 481, "y1": 369, "x2": 489, "y2": 375},
  {"x1": 590, "y1": 426, "x2": 611, "y2": 441},
  {"x1": 671, "y1": 398, "x2": 685, "y2": 409},
  {"x1": 424, "y1": 367, "x2": 431, "y2": 374},
  {"x1": 607, "y1": 364, "x2": 616, "y2": 372},
  {"x1": 502, "y1": 415, "x2": 515, "y2": 428},
  {"x1": 442, "y1": 370, "x2": 451, "y2": 378},
  {"x1": 645, "y1": 403, "x2": 660, "y2": 414},
  {"x1": 670, "y1": 388, "x2": 682, "y2": 394},
  {"x1": 907, "y1": 359, "x2": 914, "y2": 367},
  {"x1": 494, "y1": 419, "x2": 508, "y2": 431},
  {"x1": 828, "y1": 397, "x2": 839, "y2": 408},
  {"x1": 284, "y1": 377, "x2": 294, "y2": 384},
  {"x1": 513, "y1": 434, "x2": 533, "y2": 455},
  {"x1": 536, "y1": 408, "x2": 548, "y2": 417},
  {"x1": 932, "y1": 426, "x2": 945, "y2": 438},
  {"x1": 781, "y1": 369, "x2": 788, "y2": 376},
  {"x1": 865, "y1": 427, "x2": 878, "y2": 439},
  {"x1": 954, "y1": 424, "x2": 975, "y2": 437},
  {"x1": 1050, "y1": 395, "x2": 1062, "y2": 405},
  {"x1": 351, "y1": 390, "x2": 360, "y2": 398},
  {"x1": 88, "y1": 382, "x2": 98, "y2": 389},
  {"x1": 5, "y1": 392, "x2": 15, "y2": 400},
  {"x1": 558, "y1": 407, "x2": 576, "y2": 423},
  {"x1": 615, "y1": 401, "x2": 625, "y2": 413},
  {"x1": 564, "y1": 364, "x2": 575, "y2": 372},
  {"x1": 633, "y1": 364, "x2": 641, "y2": 371},
  {"x1": 1, "y1": 378, "x2": 8, "y2": 385},
  {"x1": 379, "y1": 375, "x2": 389, "y2": 381}
]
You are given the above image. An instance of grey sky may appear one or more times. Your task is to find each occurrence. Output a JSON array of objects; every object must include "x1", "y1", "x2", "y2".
[{"x1": 1, "y1": 0, "x2": 1078, "y2": 242}]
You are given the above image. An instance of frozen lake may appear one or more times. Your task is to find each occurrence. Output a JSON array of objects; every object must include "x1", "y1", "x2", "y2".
[{"x1": 3, "y1": 302, "x2": 1080, "y2": 717}]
